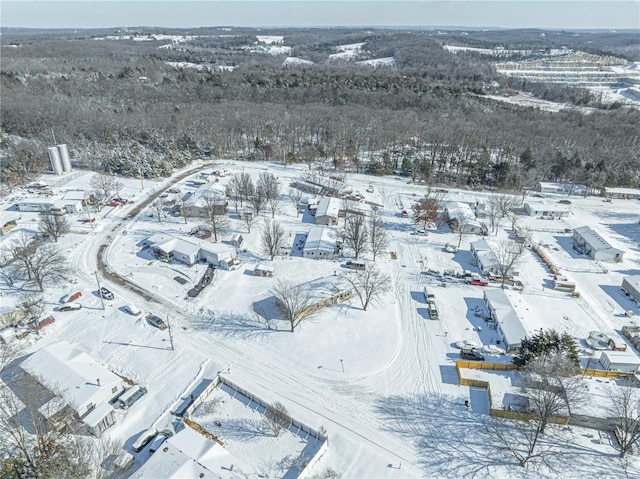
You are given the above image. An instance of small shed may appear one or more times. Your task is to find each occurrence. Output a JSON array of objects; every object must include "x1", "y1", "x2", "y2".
[
  {"x1": 230, "y1": 233, "x2": 244, "y2": 248},
  {"x1": 599, "y1": 350, "x2": 640, "y2": 372},
  {"x1": 82, "y1": 402, "x2": 116, "y2": 437},
  {"x1": 254, "y1": 264, "x2": 274, "y2": 277}
]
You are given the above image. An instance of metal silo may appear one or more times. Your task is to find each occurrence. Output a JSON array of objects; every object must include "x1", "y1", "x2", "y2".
[
  {"x1": 48, "y1": 147, "x2": 64, "y2": 175},
  {"x1": 57, "y1": 144, "x2": 72, "y2": 172}
]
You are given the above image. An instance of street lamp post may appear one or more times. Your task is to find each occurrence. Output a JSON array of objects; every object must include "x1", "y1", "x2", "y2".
[
  {"x1": 166, "y1": 316, "x2": 175, "y2": 351},
  {"x1": 94, "y1": 271, "x2": 105, "y2": 310}
]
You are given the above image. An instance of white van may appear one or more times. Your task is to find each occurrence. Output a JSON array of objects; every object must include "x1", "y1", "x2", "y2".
[
  {"x1": 131, "y1": 427, "x2": 157, "y2": 452},
  {"x1": 118, "y1": 385, "x2": 147, "y2": 409},
  {"x1": 124, "y1": 304, "x2": 142, "y2": 316}
]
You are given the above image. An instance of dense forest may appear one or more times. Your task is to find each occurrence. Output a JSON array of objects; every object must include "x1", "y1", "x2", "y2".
[{"x1": 1, "y1": 27, "x2": 639, "y2": 193}]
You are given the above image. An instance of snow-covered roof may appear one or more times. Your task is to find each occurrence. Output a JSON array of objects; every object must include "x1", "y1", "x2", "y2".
[
  {"x1": 537, "y1": 182, "x2": 587, "y2": 192},
  {"x1": 147, "y1": 233, "x2": 237, "y2": 258},
  {"x1": 20, "y1": 341, "x2": 123, "y2": 413},
  {"x1": 524, "y1": 201, "x2": 570, "y2": 213},
  {"x1": 183, "y1": 181, "x2": 227, "y2": 209},
  {"x1": 82, "y1": 402, "x2": 114, "y2": 428},
  {"x1": 600, "y1": 349, "x2": 640, "y2": 364},
  {"x1": 444, "y1": 201, "x2": 478, "y2": 224},
  {"x1": 470, "y1": 240, "x2": 491, "y2": 252},
  {"x1": 315, "y1": 197, "x2": 341, "y2": 219},
  {"x1": 254, "y1": 263, "x2": 274, "y2": 272},
  {"x1": 297, "y1": 275, "x2": 351, "y2": 299},
  {"x1": 574, "y1": 226, "x2": 621, "y2": 253},
  {"x1": 484, "y1": 289, "x2": 528, "y2": 347},
  {"x1": 133, "y1": 426, "x2": 252, "y2": 478},
  {"x1": 622, "y1": 276, "x2": 640, "y2": 294},
  {"x1": 603, "y1": 187, "x2": 640, "y2": 196},
  {"x1": 304, "y1": 226, "x2": 337, "y2": 253},
  {"x1": 62, "y1": 190, "x2": 88, "y2": 201}
]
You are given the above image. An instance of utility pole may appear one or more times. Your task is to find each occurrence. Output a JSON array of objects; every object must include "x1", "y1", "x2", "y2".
[
  {"x1": 138, "y1": 168, "x2": 144, "y2": 191},
  {"x1": 166, "y1": 316, "x2": 175, "y2": 351},
  {"x1": 94, "y1": 271, "x2": 105, "y2": 310}
]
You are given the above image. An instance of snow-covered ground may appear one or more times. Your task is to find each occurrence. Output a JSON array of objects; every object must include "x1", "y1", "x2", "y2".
[{"x1": 2, "y1": 161, "x2": 640, "y2": 477}]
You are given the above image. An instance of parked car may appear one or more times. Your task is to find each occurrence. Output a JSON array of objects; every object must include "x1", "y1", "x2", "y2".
[
  {"x1": 100, "y1": 287, "x2": 114, "y2": 300},
  {"x1": 149, "y1": 429, "x2": 173, "y2": 454},
  {"x1": 558, "y1": 199, "x2": 572, "y2": 204},
  {"x1": 124, "y1": 304, "x2": 142, "y2": 316},
  {"x1": 366, "y1": 185, "x2": 374, "y2": 193},
  {"x1": 78, "y1": 217, "x2": 96, "y2": 223},
  {"x1": 414, "y1": 228, "x2": 428, "y2": 236},
  {"x1": 59, "y1": 303, "x2": 82, "y2": 312},
  {"x1": 147, "y1": 315, "x2": 168, "y2": 330},
  {"x1": 401, "y1": 210, "x2": 408, "y2": 218},
  {"x1": 460, "y1": 348, "x2": 485, "y2": 361},
  {"x1": 466, "y1": 279, "x2": 489, "y2": 286},
  {"x1": 131, "y1": 427, "x2": 157, "y2": 452}
]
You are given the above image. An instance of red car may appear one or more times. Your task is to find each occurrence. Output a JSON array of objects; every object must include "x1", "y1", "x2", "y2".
[
  {"x1": 108, "y1": 201, "x2": 120, "y2": 207},
  {"x1": 79, "y1": 217, "x2": 96, "y2": 223},
  {"x1": 466, "y1": 279, "x2": 488, "y2": 286}
]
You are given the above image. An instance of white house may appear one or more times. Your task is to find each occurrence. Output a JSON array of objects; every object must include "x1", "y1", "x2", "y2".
[
  {"x1": 182, "y1": 182, "x2": 228, "y2": 217},
  {"x1": 622, "y1": 276, "x2": 640, "y2": 303},
  {"x1": 444, "y1": 201, "x2": 484, "y2": 234},
  {"x1": 303, "y1": 226, "x2": 339, "y2": 259},
  {"x1": 536, "y1": 182, "x2": 587, "y2": 196},
  {"x1": 20, "y1": 341, "x2": 124, "y2": 435},
  {"x1": 483, "y1": 289, "x2": 528, "y2": 353},
  {"x1": 599, "y1": 350, "x2": 640, "y2": 372},
  {"x1": 572, "y1": 226, "x2": 624, "y2": 262},
  {"x1": 602, "y1": 187, "x2": 640, "y2": 200},
  {"x1": 132, "y1": 426, "x2": 252, "y2": 478},
  {"x1": 470, "y1": 240, "x2": 501, "y2": 275},
  {"x1": 16, "y1": 199, "x2": 56, "y2": 213},
  {"x1": 524, "y1": 201, "x2": 570, "y2": 218},
  {"x1": 315, "y1": 197, "x2": 341, "y2": 225},
  {"x1": 146, "y1": 233, "x2": 240, "y2": 270}
]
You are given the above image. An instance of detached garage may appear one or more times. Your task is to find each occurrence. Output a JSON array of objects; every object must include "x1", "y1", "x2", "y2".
[{"x1": 599, "y1": 350, "x2": 640, "y2": 373}]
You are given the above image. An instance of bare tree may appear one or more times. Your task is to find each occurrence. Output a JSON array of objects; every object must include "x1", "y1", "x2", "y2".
[
  {"x1": 233, "y1": 172, "x2": 254, "y2": 207},
  {"x1": 487, "y1": 194, "x2": 518, "y2": 234},
  {"x1": 257, "y1": 172, "x2": 281, "y2": 218},
  {"x1": 0, "y1": 375, "x2": 119, "y2": 479},
  {"x1": 261, "y1": 219, "x2": 286, "y2": 260},
  {"x1": 203, "y1": 195, "x2": 229, "y2": 242},
  {"x1": 520, "y1": 354, "x2": 582, "y2": 435},
  {"x1": 10, "y1": 234, "x2": 37, "y2": 281},
  {"x1": 368, "y1": 208, "x2": 389, "y2": 261},
  {"x1": 37, "y1": 213, "x2": 70, "y2": 243},
  {"x1": 343, "y1": 266, "x2": 390, "y2": 311},
  {"x1": 288, "y1": 187, "x2": 304, "y2": 217},
  {"x1": 486, "y1": 353, "x2": 582, "y2": 468},
  {"x1": 90, "y1": 172, "x2": 123, "y2": 205},
  {"x1": 493, "y1": 237, "x2": 529, "y2": 287},
  {"x1": 412, "y1": 197, "x2": 439, "y2": 230},
  {"x1": 262, "y1": 401, "x2": 291, "y2": 437},
  {"x1": 18, "y1": 292, "x2": 45, "y2": 327},
  {"x1": 10, "y1": 242, "x2": 68, "y2": 292},
  {"x1": 251, "y1": 187, "x2": 266, "y2": 216},
  {"x1": 342, "y1": 215, "x2": 368, "y2": 259},
  {"x1": 152, "y1": 200, "x2": 164, "y2": 222},
  {"x1": 271, "y1": 280, "x2": 316, "y2": 332},
  {"x1": 608, "y1": 380, "x2": 640, "y2": 458}
]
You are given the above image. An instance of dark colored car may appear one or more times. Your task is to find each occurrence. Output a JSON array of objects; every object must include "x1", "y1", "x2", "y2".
[
  {"x1": 147, "y1": 315, "x2": 168, "y2": 330},
  {"x1": 100, "y1": 287, "x2": 114, "y2": 300}
]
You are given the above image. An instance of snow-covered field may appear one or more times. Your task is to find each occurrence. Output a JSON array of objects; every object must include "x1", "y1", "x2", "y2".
[{"x1": 2, "y1": 161, "x2": 640, "y2": 477}]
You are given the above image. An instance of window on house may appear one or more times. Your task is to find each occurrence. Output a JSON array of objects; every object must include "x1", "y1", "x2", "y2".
[{"x1": 112, "y1": 386, "x2": 118, "y2": 394}]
